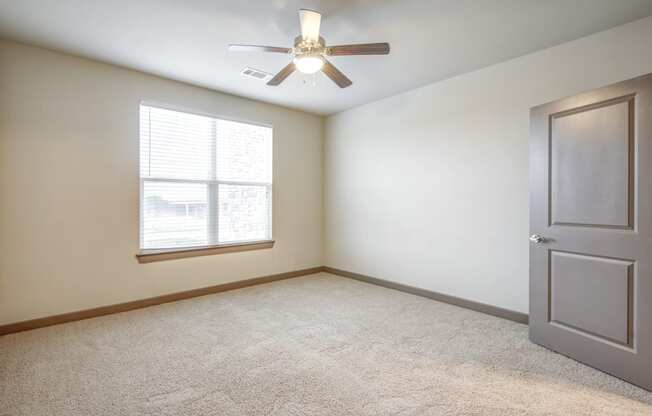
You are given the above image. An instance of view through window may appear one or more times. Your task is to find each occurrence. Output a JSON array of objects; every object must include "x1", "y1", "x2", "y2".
[{"x1": 139, "y1": 104, "x2": 272, "y2": 250}]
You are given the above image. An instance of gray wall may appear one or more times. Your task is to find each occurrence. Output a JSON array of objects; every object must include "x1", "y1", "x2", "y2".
[{"x1": 324, "y1": 16, "x2": 652, "y2": 313}]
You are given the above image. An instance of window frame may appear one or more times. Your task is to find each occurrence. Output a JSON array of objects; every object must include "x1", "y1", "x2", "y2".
[{"x1": 137, "y1": 101, "x2": 274, "y2": 259}]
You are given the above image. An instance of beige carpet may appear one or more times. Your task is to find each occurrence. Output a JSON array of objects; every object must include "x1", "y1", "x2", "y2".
[{"x1": 1, "y1": 273, "x2": 651, "y2": 416}]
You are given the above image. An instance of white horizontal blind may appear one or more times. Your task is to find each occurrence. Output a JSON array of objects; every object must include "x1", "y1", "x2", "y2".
[{"x1": 139, "y1": 104, "x2": 272, "y2": 250}]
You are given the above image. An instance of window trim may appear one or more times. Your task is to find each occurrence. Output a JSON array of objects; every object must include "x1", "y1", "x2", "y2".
[
  {"x1": 140, "y1": 100, "x2": 274, "y2": 129},
  {"x1": 138, "y1": 101, "x2": 274, "y2": 256},
  {"x1": 136, "y1": 240, "x2": 275, "y2": 264}
]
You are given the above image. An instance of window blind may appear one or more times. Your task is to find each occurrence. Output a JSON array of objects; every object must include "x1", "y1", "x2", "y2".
[{"x1": 139, "y1": 104, "x2": 272, "y2": 250}]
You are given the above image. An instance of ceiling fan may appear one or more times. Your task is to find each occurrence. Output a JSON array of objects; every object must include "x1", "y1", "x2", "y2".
[{"x1": 228, "y1": 9, "x2": 390, "y2": 88}]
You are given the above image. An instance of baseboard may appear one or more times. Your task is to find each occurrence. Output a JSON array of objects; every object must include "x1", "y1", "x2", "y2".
[
  {"x1": 1, "y1": 265, "x2": 528, "y2": 336},
  {"x1": 323, "y1": 266, "x2": 529, "y2": 325},
  {"x1": 0, "y1": 266, "x2": 324, "y2": 336}
]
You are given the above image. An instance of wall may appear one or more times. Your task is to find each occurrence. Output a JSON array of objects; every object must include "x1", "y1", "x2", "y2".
[
  {"x1": 3, "y1": 16, "x2": 652, "y2": 326},
  {"x1": 0, "y1": 40, "x2": 323, "y2": 325},
  {"x1": 324, "y1": 16, "x2": 652, "y2": 314}
]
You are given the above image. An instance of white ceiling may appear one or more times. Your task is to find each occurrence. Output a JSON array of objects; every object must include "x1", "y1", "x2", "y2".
[{"x1": 1, "y1": 0, "x2": 652, "y2": 115}]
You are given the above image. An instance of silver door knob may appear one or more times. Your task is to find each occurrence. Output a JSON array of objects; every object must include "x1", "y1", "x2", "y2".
[{"x1": 529, "y1": 234, "x2": 545, "y2": 244}]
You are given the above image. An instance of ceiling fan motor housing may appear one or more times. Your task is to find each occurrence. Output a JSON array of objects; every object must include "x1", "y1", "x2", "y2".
[{"x1": 293, "y1": 35, "x2": 326, "y2": 57}]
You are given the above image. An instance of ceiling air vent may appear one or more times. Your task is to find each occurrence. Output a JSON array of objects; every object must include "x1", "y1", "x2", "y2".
[{"x1": 241, "y1": 67, "x2": 272, "y2": 82}]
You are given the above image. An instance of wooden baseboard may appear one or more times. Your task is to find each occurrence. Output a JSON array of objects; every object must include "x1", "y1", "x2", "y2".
[
  {"x1": 0, "y1": 266, "x2": 324, "y2": 336},
  {"x1": 324, "y1": 266, "x2": 529, "y2": 325},
  {"x1": 1, "y1": 265, "x2": 528, "y2": 336}
]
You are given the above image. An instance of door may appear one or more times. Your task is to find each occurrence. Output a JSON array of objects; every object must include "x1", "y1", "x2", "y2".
[{"x1": 529, "y1": 74, "x2": 652, "y2": 391}]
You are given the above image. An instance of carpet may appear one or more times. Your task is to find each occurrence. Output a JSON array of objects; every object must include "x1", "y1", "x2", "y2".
[{"x1": 1, "y1": 273, "x2": 651, "y2": 415}]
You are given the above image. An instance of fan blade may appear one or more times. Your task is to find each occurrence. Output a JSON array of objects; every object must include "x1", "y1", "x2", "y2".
[
  {"x1": 228, "y1": 44, "x2": 291, "y2": 54},
  {"x1": 327, "y1": 43, "x2": 390, "y2": 56},
  {"x1": 299, "y1": 9, "x2": 321, "y2": 42},
  {"x1": 267, "y1": 62, "x2": 296, "y2": 86},
  {"x1": 321, "y1": 59, "x2": 352, "y2": 88}
]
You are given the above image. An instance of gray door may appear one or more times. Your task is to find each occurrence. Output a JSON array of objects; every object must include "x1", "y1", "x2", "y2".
[{"x1": 529, "y1": 74, "x2": 652, "y2": 391}]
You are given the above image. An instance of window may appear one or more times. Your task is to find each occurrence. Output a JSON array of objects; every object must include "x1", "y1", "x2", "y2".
[{"x1": 139, "y1": 104, "x2": 272, "y2": 251}]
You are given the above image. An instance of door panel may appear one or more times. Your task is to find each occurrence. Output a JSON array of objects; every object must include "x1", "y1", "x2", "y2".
[
  {"x1": 550, "y1": 251, "x2": 633, "y2": 346},
  {"x1": 550, "y1": 97, "x2": 634, "y2": 229},
  {"x1": 529, "y1": 74, "x2": 652, "y2": 391}
]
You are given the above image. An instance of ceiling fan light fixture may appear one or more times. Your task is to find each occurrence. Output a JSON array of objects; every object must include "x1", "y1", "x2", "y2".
[
  {"x1": 293, "y1": 55, "x2": 324, "y2": 74},
  {"x1": 229, "y1": 9, "x2": 389, "y2": 87}
]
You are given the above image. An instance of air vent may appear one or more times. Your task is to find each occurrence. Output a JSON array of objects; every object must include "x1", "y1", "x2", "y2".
[{"x1": 241, "y1": 67, "x2": 272, "y2": 82}]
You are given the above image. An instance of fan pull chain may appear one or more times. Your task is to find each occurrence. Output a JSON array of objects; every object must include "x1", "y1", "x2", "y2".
[{"x1": 301, "y1": 74, "x2": 318, "y2": 87}]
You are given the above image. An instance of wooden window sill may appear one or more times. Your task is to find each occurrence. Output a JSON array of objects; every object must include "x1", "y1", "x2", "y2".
[{"x1": 136, "y1": 240, "x2": 275, "y2": 264}]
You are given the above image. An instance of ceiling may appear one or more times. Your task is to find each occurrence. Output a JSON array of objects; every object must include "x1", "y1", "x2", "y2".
[{"x1": 1, "y1": 1, "x2": 652, "y2": 115}]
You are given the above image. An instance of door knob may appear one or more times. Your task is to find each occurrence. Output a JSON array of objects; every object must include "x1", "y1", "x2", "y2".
[{"x1": 529, "y1": 234, "x2": 545, "y2": 244}]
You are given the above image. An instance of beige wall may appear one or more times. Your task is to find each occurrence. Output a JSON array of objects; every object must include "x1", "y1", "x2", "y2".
[
  {"x1": 0, "y1": 40, "x2": 323, "y2": 325},
  {"x1": 4, "y1": 15, "x2": 652, "y2": 326},
  {"x1": 324, "y1": 16, "x2": 652, "y2": 314}
]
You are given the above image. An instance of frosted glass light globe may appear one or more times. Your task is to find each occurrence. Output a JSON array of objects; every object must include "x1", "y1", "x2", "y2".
[{"x1": 294, "y1": 55, "x2": 324, "y2": 74}]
